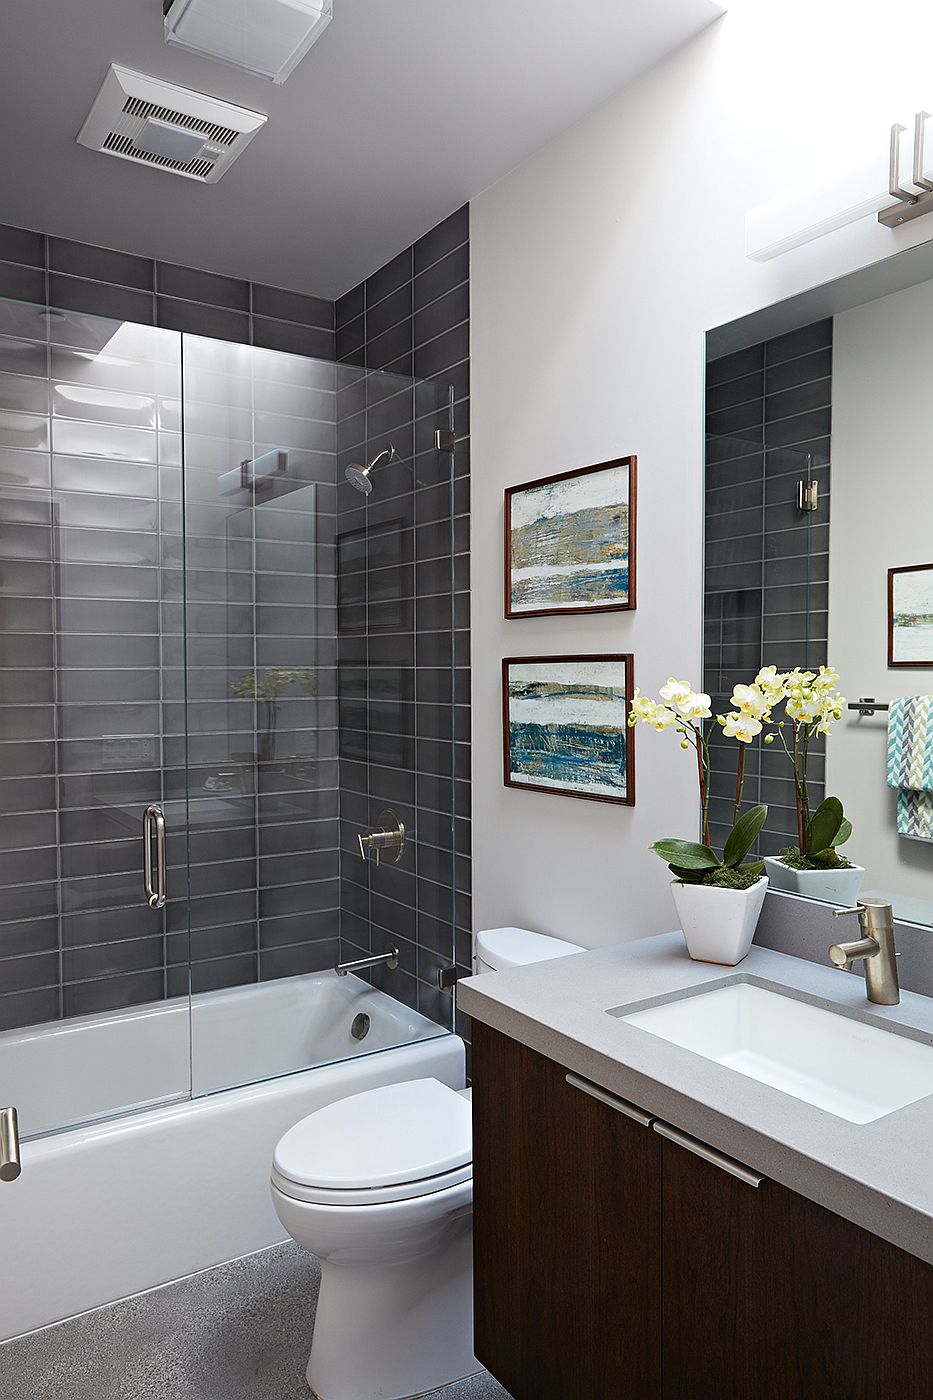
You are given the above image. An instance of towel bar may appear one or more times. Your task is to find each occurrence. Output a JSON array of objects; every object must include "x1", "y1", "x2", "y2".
[{"x1": 848, "y1": 698, "x2": 890, "y2": 717}]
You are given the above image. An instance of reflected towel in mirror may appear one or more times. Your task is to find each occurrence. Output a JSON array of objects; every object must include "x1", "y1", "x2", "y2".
[{"x1": 887, "y1": 697, "x2": 933, "y2": 840}]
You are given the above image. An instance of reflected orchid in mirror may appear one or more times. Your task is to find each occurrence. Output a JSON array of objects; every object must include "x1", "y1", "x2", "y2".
[
  {"x1": 230, "y1": 668, "x2": 317, "y2": 764},
  {"x1": 751, "y1": 665, "x2": 852, "y2": 867}
]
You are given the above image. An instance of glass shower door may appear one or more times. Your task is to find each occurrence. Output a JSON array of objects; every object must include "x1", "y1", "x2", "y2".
[
  {"x1": 182, "y1": 336, "x2": 457, "y2": 1098},
  {"x1": 182, "y1": 333, "x2": 345, "y2": 1095},
  {"x1": 0, "y1": 298, "x2": 191, "y2": 1139}
]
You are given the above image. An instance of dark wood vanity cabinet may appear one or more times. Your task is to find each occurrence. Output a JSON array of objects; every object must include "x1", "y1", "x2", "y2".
[
  {"x1": 472, "y1": 1022, "x2": 933, "y2": 1400},
  {"x1": 472, "y1": 1020, "x2": 662, "y2": 1400}
]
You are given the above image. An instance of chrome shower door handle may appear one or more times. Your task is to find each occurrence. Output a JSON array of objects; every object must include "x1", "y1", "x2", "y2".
[
  {"x1": 0, "y1": 1107, "x2": 21, "y2": 1182},
  {"x1": 143, "y1": 803, "x2": 166, "y2": 909}
]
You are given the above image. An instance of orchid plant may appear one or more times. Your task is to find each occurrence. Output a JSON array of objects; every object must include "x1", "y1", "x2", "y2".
[
  {"x1": 743, "y1": 665, "x2": 853, "y2": 870},
  {"x1": 629, "y1": 677, "x2": 768, "y2": 891}
]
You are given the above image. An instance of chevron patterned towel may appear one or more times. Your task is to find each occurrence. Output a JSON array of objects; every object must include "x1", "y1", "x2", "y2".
[{"x1": 887, "y1": 697, "x2": 933, "y2": 840}]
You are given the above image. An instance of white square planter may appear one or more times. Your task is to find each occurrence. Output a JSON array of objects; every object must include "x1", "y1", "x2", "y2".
[
  {"x1": 670, "y1": 875, "x2": 769, "y2": 966},
  {"x1": 763, "y1": 856, "x2": 865, "y2": 907}
]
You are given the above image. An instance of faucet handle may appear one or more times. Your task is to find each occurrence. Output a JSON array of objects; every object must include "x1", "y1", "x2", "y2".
[{"x1": 832, "y1": 905, "x2": 863, "y2": 919}]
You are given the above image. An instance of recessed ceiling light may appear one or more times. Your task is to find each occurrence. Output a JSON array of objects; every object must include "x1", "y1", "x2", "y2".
[{"x1": 163, "y1": 0, "x2": 333, "y2": 84}]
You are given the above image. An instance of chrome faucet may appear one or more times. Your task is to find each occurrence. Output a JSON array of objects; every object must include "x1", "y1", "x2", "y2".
[{"x1": 828, "y1": 899, "x2": 900, "y2": 1005}]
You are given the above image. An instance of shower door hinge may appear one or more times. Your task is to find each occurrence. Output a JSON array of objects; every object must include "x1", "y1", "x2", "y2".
[
  {"x1": 435, "y1": 429, "x2": 455, "y2": 452},
  {"x1": 796, "y1": 479, "x2": 819, "y2": 512},
  {"x1": 436, "y1": 964, "x2": 459, "y2": 991}
]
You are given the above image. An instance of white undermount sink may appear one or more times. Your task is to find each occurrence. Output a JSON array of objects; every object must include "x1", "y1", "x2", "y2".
[{"x1": 616, "y1": 982, "x2": 933, "y2": 1124}]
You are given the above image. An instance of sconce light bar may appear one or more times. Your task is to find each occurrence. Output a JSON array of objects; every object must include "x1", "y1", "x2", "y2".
[{"x1": 747, "y1": 112, "x2": 933, "y2": 260}]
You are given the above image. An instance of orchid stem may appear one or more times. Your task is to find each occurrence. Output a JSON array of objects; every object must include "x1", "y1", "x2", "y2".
[{"x1": 733, "y1": 744, "x2": 746, "y2": 826}]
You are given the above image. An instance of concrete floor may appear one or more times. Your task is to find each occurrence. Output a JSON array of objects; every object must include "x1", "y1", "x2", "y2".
[{"x1": 0, "y1": 1243, "x2": 512, "y2": 1400}]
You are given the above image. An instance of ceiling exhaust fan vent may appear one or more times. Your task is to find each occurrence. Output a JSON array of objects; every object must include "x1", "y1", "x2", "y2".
[
  {"x1": 121, "y1": 96, "x2": 241, "y2": 148},
  {"x1": 77, "y1": 64, "x2": 266, "y2": 183},
  {"x1": 102, "y1": 131, "x2": 217, "y2": 180}
]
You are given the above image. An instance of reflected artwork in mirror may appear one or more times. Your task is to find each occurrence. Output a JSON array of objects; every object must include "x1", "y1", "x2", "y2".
[
  {"x1": 706, "y1": 247, "x2": 933, "y2": 930},
  {"x1": 889, "y1": 563, "x2": 933, "y2": 667}
]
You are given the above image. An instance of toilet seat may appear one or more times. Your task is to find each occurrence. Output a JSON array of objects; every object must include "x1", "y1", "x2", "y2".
[{"x1": 272, "y1": 1077, "x2": 473, "y2": 1207}]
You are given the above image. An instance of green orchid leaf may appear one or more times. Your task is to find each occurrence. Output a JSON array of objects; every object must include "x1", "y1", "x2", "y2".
[
  {"x1": 668, "y1": 864, "x2": 707, "y2": 883},
  {"x1": 723, "y1": 804, "x2": 768, "y2": 868},
  {"x1": 834, "y1": 817, "x2": 853, "y2": 847},
  {"x1": 650, "y1": 839, "x2": 719, "y2": 870},
  {"x1": 737, "y1": 859, "x2": 765, "y2": 878},
  {"x1": 805, "y1": 796, "x2": 844, "y2": 856}
]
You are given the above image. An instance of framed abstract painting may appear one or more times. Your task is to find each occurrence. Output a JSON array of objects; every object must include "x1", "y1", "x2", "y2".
[
  {"x1": 504, "y1": 456, "x2": 636, "y2": 618},
  {"x1": 889, "y1": 563, "x2": 933, "y2": 667},
  {"x1": 502, "y1": 654, "x2": 635, "y2": 806}
]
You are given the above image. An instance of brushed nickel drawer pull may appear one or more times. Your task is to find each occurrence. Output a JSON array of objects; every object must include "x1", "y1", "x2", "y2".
[
  {"x1": 565, "y1": 1073, "x2": 655, "y2": 1129},
  {"x1": 653, "y1": 1120, "x2": 765, "y2": 1188}
]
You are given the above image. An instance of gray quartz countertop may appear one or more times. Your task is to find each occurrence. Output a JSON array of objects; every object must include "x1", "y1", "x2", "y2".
[{"x1": 458, "y1": 933, "x2": 933, "y2": 1266}]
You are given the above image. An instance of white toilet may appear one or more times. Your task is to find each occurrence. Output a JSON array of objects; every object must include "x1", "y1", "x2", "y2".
[{"x1": 270, "y1": 926, "x2": 583, "y2": 1400}]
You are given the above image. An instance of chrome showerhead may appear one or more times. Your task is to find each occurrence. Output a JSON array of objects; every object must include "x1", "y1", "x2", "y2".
[
  {"x1": 345, "y1": 463, "x2": 374, "y2": 495},
  {"x1": 345, "y1": 443, "x2": 396, "y2": 496}
]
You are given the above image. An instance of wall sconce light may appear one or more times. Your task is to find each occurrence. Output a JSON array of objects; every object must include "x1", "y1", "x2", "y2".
[{"x1": 747, "y1": 111, "x2": 933, "y2": 260}]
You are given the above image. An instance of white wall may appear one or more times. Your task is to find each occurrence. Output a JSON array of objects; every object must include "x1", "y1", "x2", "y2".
[
  {"x1": 470, "y1": 0, "x2": 933, "y2": 946},
  {"x1": 828, "y1": 280, "x2": 933, "y2": 919}
]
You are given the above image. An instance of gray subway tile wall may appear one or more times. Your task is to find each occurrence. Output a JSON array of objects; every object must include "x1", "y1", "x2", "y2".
[
  {"x1": 335, "y1": 205, "x2": 471, "y2": 1038},
  {"x1": 705, "y1": 319, "x2": 832, "y2": 858},
  {"x1": 167, "y1": 336, "x2": 342, "y2": 1002},
  {"x1": 0, "y1": 226, "x2": 336, "y2": 1031},
  {"x1": 0, "y1": 222, "x2": 335, "y2": 358},
  {"x1": 0, "y1": 209, "x2": 470, "y2": 1039},
  {"x1": 0, "y1": 310, "x2": 181, "y2": 1030}
]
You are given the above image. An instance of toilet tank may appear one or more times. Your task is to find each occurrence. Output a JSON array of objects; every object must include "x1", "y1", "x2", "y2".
[{"x1": 473, "y1": 927, "x2": 585, "y2": 976}]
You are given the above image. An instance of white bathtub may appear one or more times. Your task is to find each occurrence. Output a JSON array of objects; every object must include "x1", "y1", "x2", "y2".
[{"x1": 0, "y1": 975, "x2": 464, "y2": 1342}]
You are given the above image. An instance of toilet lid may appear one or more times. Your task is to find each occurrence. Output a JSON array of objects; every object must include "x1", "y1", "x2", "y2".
[
  {"x1": 273, "y1": 1078, "x2": 472, "y2": 1195},
  {"x1": 475, "y1": 927, "x2": 584, "y2": 971}
]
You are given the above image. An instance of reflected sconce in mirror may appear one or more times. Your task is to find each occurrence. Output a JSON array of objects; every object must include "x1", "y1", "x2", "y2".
[{"x1": 747, "y1": 112, "x2": 933, "y2": 260}]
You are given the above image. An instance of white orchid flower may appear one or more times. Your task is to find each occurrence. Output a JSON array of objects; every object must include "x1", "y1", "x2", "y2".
[
  {"x1": 785, "y1": 694, "x2": 821, "y2": 722},
  {"x1": 754, "y1": 666, "x2": 786, "y2": 705},
  {"x1": 814, "y1": 666, "x2": 841, "y2": 692},
  {"x1": 651, "y1": 708, "x2": 679, "y2": 732},
  {"x1": 659, "y1": 677, "x2": 693, "y2": 706},
  {"x1": 629, "y1": 688, "x2": 658, "y2": 723},
  {"x1": 755, "y1": 665, "x2": 784, "y2": 689},
  {"x1": 721, "y1": 712, "x2": 763, "y2": 743},
  {"x1": 731, "y1": 683, "x2": 768, "y2": 720},
  {"x1": 818, "y1": 694, "x2": 845, "y2": 728},
  {"x1": 678, "y1": 691, "x2": 712, "y2": 721}
]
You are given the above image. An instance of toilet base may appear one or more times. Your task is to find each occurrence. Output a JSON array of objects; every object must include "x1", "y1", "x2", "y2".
[{"x1": 306, "y1": 1221, "x2": 478, "y2": 1400}]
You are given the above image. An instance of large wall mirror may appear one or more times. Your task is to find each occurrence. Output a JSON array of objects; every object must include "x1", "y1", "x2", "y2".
[{"x1": 706, "y1": 242, "x2": 933, "y2": 930}]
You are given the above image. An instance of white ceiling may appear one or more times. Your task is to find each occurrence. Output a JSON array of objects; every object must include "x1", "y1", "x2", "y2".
[{"x1": 0, "y1": 0, "x2": 723, "y2": 298}]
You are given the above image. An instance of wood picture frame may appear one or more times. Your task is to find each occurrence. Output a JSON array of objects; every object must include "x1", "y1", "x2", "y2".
[
  {"x1": 502, "y1": 654, "x2": 635, "y2": 807},
  {"x1": 504, "y1": 456, "x2": 637, "y2": 618},
  {"x1": 888, "y1": 563, "x2": 933, "y2": 667}
]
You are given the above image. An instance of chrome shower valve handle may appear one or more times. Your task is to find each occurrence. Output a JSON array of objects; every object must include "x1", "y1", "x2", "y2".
[{"x1": 357, "y1": 809, "x2": 406, "y2": 867}]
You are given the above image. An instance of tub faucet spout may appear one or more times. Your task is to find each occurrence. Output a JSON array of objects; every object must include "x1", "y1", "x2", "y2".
[{"x1": 335, "y1": 945, "x2": 400, "y2": 977}]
